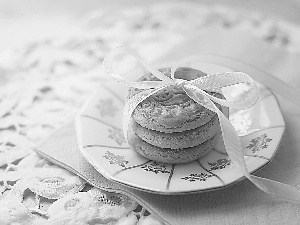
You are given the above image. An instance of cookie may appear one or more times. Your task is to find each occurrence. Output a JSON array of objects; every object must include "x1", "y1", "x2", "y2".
[
  {"x1": 131, "y1": 115, "x2": 220, "y2": 149},
  {"x1": 128, "y1": 67, "x2": 224, "y2": 133},
  {"x1": 127, "y1": 120, "x2": 219, "y2": 164}
]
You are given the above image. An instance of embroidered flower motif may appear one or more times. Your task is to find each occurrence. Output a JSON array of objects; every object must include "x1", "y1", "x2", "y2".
[
  {"x1": 181, "y1": 173, "x2": 213, "y2": 182},
  {"x1": 26, "y1": 172, "x2": 85, "y2": 200},
  {"x1": 88, "y1": 187, "x2": 136, "y2": 208},
  {"x1": 141, "y1": 162, "x2": 170, "y2": 174},
  {"x1": 64, "y1": 198, "x2": 81, "y2": 210},
  {"x1": 103, "y1": 151, "x2": 128, "y2": 167},
  {"x1": 95, "y1": 98, "x2": 118, "y2": 117},
  {"x1": 207, "y1": 159, "x2": 231, "y2": 171},
  {"x1": 39, "y1": 177, "x2": 65, "y2": 187},
  {"x1": 246, "y1": 133, "x2": 272, "y2": 153},
  {"x1": 2, "y1": 165, "x2": 86, "y2": 213},
  {"x1": 107, "y1": 127, "x2": 126, "y2": 145},
  {"x1": 47, "y1": 188, "x2": 138, "y2": 224}
]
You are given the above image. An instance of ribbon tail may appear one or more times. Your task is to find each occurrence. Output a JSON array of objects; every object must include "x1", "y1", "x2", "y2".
[
  {"x1": 215, "y1": 104, "x2": 300, "y2": 203},
  {"x1": 215, "y1": 107, "x2": 249, "y2": 175},
  {"x1": 215, "y1": 105, "x2": 300, "y2": 204},
  {"x1": 185, "y1": 84, "x2": 300, "y2": 203},
  {"x1": 250, "y1": 175, "x2": 300, "y2": 203},
  {"x1": 215, "y1": 106, "x2": 300, "y2": 203}
]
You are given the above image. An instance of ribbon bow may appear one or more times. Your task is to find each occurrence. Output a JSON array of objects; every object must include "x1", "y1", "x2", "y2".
[{"x1": 104, "y1": 46, "x2": 300, "y2": 203}]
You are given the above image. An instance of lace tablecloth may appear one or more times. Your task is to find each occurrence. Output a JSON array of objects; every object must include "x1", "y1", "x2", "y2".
[{"x1": 1, "y1": 2, "x2": 300, "y2": 224}]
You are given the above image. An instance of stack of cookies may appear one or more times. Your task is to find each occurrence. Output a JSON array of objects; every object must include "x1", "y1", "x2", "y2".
[{"x1": 127, "y1": 67, "x2": 226, "y2": 164}]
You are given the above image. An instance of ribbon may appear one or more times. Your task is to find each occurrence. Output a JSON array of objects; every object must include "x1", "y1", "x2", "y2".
[{"x1": 103, "y1": 46, "x2": 300, "y2": 203}]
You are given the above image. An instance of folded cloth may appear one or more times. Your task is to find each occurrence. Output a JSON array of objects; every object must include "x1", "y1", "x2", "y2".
[{"x1": 34, "y1": 29, "x2": 300, "y2": 225}]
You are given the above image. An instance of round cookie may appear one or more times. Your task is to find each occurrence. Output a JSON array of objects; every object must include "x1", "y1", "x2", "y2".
[
  {"x1": 131, "y1": 115, "x2": 220, "y2": 149},
  {"x1": 128, "y1": 67, "x2": 224, "y2": 133},
  {"x1": 127, "y1": 119, "x2": 219, "y2": 164}
]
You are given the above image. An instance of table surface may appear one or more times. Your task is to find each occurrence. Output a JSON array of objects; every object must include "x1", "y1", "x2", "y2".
[{"x1": 1, "y1": 1, "x2": 300, "y2": 225}]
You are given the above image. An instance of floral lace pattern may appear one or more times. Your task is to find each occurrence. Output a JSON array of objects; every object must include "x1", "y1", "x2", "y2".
[{"x1": 1, "y1": 2, "x2": 300, "y2": 224}]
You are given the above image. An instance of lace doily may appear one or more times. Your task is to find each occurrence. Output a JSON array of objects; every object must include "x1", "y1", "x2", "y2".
[{"x1": 1, "y1": 2, "x2": 300, "y2": 224}]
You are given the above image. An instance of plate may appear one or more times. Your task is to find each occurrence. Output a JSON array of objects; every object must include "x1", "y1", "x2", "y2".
[{"x1": 75, "y1": 56, "x2": 285, "y2": 194}]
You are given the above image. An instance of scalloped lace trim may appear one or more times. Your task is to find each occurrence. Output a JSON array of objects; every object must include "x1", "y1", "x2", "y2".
[{"x1": 0, "y1": 153, "x2": 162, "y2": 225}]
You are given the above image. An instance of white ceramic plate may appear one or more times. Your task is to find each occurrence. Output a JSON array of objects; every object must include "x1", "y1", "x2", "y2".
[{"x1": 75, "y1": 56, "x2": 285, "y2": 194}]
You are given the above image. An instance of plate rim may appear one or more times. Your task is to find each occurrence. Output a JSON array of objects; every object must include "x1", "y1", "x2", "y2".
[{"x1": 75, "y1": 54, "x2": 286, "y2": 195}]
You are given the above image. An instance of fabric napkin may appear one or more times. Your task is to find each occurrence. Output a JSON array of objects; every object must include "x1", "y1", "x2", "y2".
[{"x1": 35, "y1": 29, "x2": 300, "y2": 225}]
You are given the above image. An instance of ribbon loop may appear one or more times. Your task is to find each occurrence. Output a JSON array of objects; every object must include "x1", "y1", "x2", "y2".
[{"x1": 103, "y1": 46, "x2": 174, "y2": 88}]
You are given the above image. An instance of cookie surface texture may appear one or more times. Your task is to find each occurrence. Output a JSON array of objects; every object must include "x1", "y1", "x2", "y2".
[{"x1": 128, "y1": 67, "x2": 223, "y2": 133}]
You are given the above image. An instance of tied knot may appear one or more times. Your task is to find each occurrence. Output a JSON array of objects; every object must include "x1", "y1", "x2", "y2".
[{"x1": 173, "y1": 78, "x2": 187, "y2": 88}]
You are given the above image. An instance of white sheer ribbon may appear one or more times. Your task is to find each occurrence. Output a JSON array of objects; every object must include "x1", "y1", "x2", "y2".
[{"x1": 103, "y1": 46, "x2": 300, "y2": 203}]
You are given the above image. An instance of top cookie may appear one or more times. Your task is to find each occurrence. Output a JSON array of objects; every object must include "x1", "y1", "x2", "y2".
[{"x1": 127, "y1": 67, "x2": 224, "y2": 133}]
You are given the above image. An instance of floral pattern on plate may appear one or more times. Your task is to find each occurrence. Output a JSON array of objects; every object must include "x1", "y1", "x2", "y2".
[{"x1": 246, "y1": 133, "x2": 273, "y2": 153}]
